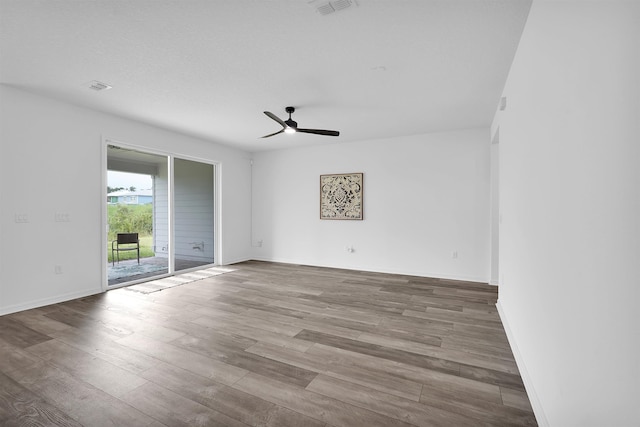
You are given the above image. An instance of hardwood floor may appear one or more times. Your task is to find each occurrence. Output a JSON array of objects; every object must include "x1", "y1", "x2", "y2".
[{"x1": 0, "y1": 261, "x2": 537, "y2": 426}]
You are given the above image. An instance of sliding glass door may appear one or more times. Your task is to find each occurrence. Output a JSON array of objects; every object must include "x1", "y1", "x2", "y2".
[{"x1": 105, "y1": 143, "x2": 216, "y2": 287}]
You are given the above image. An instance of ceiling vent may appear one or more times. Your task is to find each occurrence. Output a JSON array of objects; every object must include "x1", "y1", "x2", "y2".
[
  {"x1": 307, "y1": 0, "x2": 356, "y2": 16},
  {"x1": 86, "y1": 80, "x2": 112, "y2": 91}
]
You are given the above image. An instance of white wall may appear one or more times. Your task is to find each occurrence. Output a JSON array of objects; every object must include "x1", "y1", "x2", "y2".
[
  {"x1": 495, "y1": 1, "x2": 640, "y2": 426},
  {"x1": 0, "y1": 85, "x2": 252, "y2": 315},
  {"x1": 251, "y1": 129, "x2": 491, "y2": 282}
]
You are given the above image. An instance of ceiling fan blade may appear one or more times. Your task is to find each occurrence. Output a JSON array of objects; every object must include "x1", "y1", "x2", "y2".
[
  {"x1": 296, "y1": 128, "x2": 340, "y2": 137},
  {"x1": 264, "y1": 111, "x2": 287, "y2": 128},
  {"x1": 261, "y1": 129, "x2": 285, "y2": 138}
]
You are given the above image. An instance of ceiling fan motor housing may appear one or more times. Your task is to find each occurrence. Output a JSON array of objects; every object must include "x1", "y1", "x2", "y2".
[
  {"x1": 285, "y1": 107, "x2": 297, "y2": 129},
  {"x1": 261, "y1": 106, "x2": 339, "y2": 138}
]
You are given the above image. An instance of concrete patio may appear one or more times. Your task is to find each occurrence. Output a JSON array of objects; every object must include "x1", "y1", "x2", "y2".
[{"x1": 107, "y1": 256, "x2": 214, "y2": 286}]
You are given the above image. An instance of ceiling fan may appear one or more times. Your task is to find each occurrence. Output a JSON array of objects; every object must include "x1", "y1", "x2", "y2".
[{"x1": 261, "y1": 106, "x2": 340, "y2": 138}]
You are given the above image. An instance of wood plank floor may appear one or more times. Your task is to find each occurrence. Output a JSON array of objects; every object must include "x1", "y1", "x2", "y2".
[{"x1": 0, "y1": 261, "x2": 537, "y2": 426}]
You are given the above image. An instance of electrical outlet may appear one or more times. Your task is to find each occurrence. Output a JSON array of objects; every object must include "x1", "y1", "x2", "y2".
[
  {"x1": 54, "y1": 213, "x2": 70, "y2": 222},
  {"x1": 452, "y1": 250, "x2": 458, "y2": 259},
  {"x1": 14, "y1": 213, "x2": 28, "y2": 223},
  {"x1": 256, "y1": 240, "x2": 263, "y2": 247},
  {"x1": 54, "y1": 265, "x2": 63, "y2": 274}
]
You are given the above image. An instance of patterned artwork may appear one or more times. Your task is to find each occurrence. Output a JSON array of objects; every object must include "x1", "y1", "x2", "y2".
[{"x1": 320, "y1": 173, "x2": 363, "y2": 220}]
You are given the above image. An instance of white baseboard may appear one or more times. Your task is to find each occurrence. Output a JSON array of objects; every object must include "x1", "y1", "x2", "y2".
[
  {"x1": 496, "y1": 300, "x2": 550, "y2": 427},
  {"x1": 221, "y1": 256, "x2": 252, "y2": 266},
  {"x1": 0, "y1": 287, "x2": 102, "y2": 316},
  {"x1": 249, "y1": 256, "x2": 489, "y2": 283}
]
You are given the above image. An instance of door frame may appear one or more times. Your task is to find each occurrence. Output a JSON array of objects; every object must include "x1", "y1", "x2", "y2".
[{"x1": 101, "y1": 137, "x2": 220, "y2": 291}]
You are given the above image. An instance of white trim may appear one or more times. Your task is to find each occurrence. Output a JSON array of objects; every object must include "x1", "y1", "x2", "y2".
[
  {"x1": 104, "y1": 137, "x2": 172, "y2": 158},
  {"x1": 101, "y1": 137, "x2": 108, "y2": 292},
  {"x1": 249, "y1": 158, "x2": 254, "y2": 249},
  {"x1": 496, "y1": 300, "x2": 549, "y2": 427},
  {"x1": 250, "y1": 256, "x2": 490, "y2": 283},
  {"x1": 168, "y1": 155, "x2": 175, "y2": 273},
  {"x1": 0, "y1": 288, "x2": 102, "y2": 316},
  {"x1": 215, "y1": 162, "x2": 222, "y2": 265}
]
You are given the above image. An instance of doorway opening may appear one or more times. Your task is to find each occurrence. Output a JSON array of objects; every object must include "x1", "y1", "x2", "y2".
[
  {"x1": 104, "y1": 142, "x2": 217, "y2": 288},
  {"x1": 107, "y1": 146, "x2": 168, "y2": 285}
]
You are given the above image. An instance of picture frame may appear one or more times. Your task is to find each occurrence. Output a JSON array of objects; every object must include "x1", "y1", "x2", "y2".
[{"x1": 320, "y1": 172, "x2": 363, "y2": 220}]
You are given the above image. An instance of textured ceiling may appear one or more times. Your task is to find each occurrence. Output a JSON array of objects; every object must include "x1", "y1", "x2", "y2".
[{"x1": 0, "y1": 0, "x2": 531, "y2": 152}]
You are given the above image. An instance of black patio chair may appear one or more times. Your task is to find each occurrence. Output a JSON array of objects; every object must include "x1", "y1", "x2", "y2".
[{"x1": 111, "y1": 233, "x2": 140, "y2": 266}]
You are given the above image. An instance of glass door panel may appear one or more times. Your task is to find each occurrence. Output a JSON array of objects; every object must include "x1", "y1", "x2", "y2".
[
  {"x1": 173, "y1": 158, "x2": 215, "y2": 271},
  {"x1": 106, "y1": 145, "x2": 169, "y2": 285}
]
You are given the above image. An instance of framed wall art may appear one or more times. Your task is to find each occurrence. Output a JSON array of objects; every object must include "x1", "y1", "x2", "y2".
[{"x1": 320, "y1": 172, "x2": 363, "y2": 220}]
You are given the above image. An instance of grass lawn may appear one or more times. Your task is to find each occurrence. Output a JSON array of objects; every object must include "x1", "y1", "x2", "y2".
[{"x1": 108, "y1": 234, "x2": 155, "y2": 262}]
